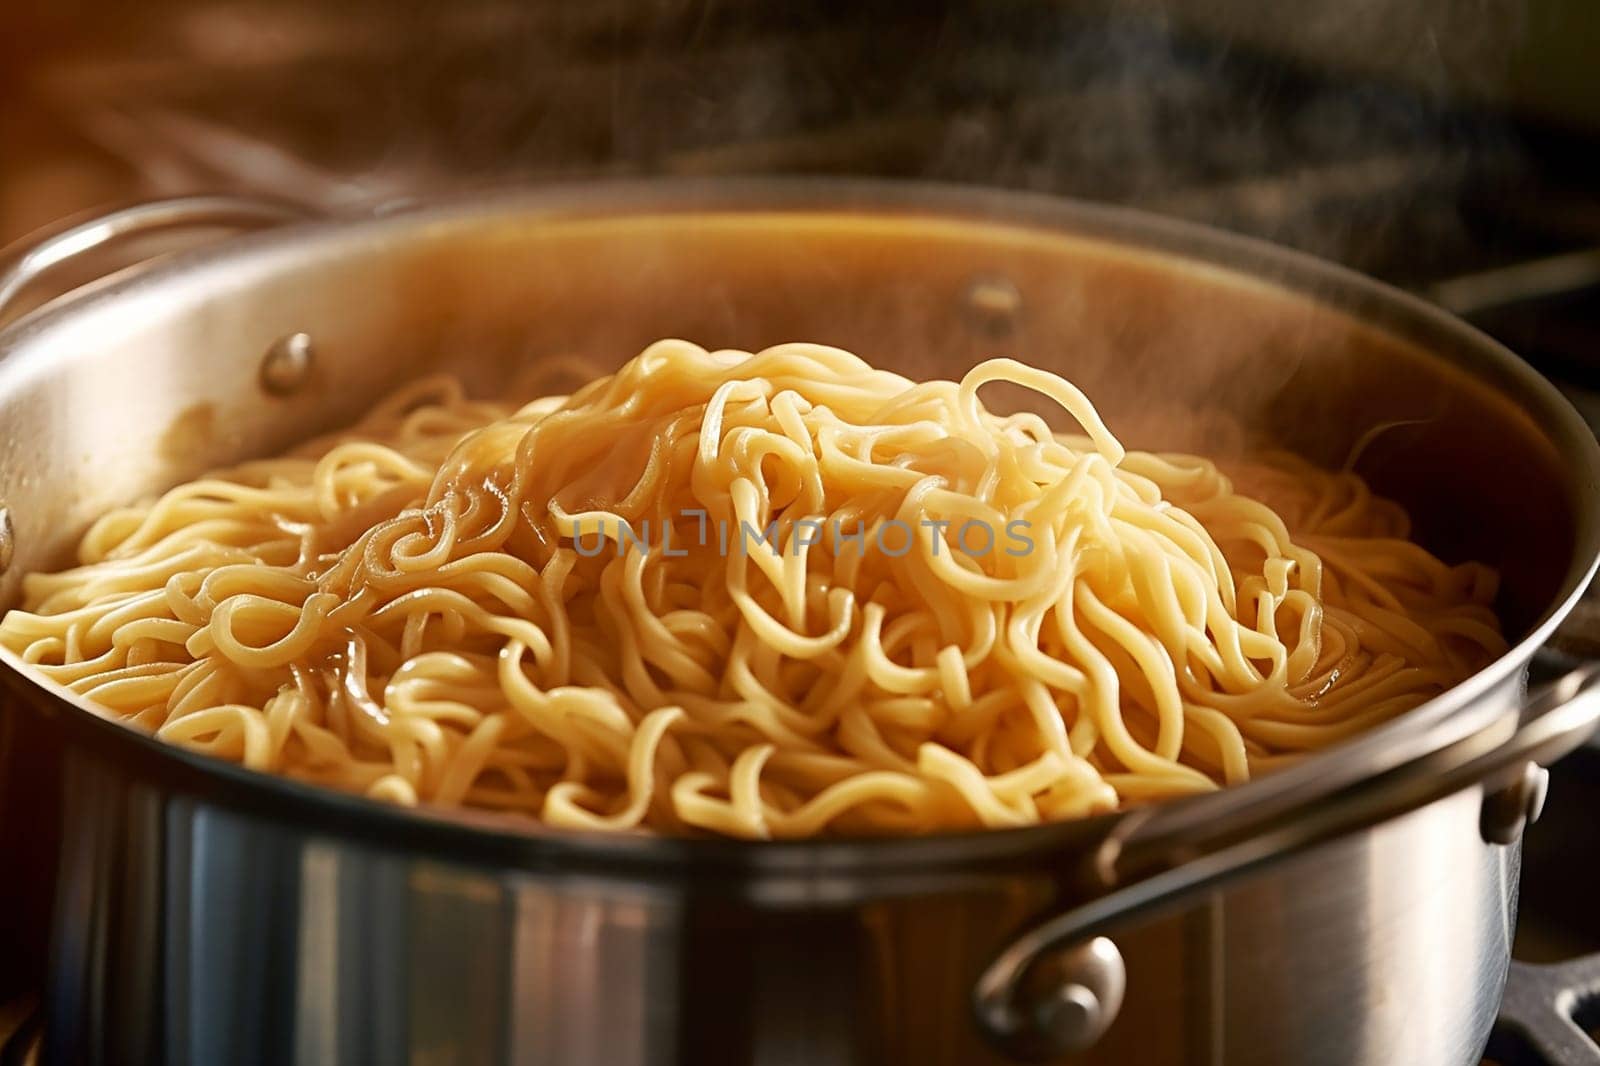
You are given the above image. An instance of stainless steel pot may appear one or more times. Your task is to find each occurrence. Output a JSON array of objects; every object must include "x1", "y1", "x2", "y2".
[{"x1": 1, "y1": 180, "x2": 1599, "y2": 1066}]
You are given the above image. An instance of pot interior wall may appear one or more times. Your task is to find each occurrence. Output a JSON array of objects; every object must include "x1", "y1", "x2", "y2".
[{"x1": 0, "y1": 197, "x2": 1583, "y2": 636}]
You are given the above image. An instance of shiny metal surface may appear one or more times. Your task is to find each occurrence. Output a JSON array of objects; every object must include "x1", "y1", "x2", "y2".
[
  {"x1": 1481, "y1": 763, "x2": 1553, "y2": 846},
  {"x1": 0, "y1": 195, "x2": 309, "y2": 317},
  {"x1": 999, "y1": 937, "x2": 1127, "y2": 1061},
  {"x1": 33, "y1": 732, "x2": 1523, "y2": 1066},
  {"x1": 2, "y1": 180, "x2": 1598, "y2": 1065},
  {"x1": 0, "y1": 195, "x2": 308, "y2": 320},
  {"x1": 257, "y1": 332, "x2": 315, "y2": 396},
  {"x1": 975, "y1": 661, "x2": 1600, "y2": 1059}
]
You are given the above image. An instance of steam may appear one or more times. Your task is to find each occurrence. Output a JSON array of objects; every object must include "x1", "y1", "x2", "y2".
[
  {"x1": 915, "y1": 0, "x2": 1530, "y2": 277},
  {"x1": 14, "y1": 0, "x2": 1543, "y2": 466},
  {"x1": 28, "y1": 0, "x2": 1536, "y2": 283}
]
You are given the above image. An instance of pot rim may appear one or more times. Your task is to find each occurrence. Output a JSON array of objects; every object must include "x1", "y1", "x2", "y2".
[{"x1": 3, "y1": 175, "x2": 1597, "y2": 882}]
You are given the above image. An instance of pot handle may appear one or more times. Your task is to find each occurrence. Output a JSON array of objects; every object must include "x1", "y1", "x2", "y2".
[
  {"x1": 973, "y1": 661, "x2": 1600, "y2": 1061},
  {"x1": 0, "y1": 195, "x2": 311, "y2": 321}
]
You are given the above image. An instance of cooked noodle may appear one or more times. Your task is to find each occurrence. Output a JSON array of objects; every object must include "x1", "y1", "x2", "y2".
[{"x1": 0, "y1": 341, "x2": 1506, "y2": 836}]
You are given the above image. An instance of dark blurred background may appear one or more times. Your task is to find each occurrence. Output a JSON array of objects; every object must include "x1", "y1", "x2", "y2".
[
  {"x1": 4, "y1": 0, "x2": 1599, "y2": 381},
  {"x1": 0, "y1": 1, "x2": 1594, "y2": 267}
]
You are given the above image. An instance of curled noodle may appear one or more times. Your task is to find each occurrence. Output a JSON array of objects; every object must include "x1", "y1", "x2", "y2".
[{"x1": 0, "y1": 341, "x2": 1506, "y2": 837}]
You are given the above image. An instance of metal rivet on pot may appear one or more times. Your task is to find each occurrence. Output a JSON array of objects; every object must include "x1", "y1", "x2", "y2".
[
  {"x1": 260, "y1": 332, "x2": 314, "y2": 396},
  {"x1": 1012, "y1": 936, "x2": 1127, "y2": 1059},
  {"x1": 1480, "y1": 761, "x2": 1549, "y2": 846},
  {"x1": 1034, "y1": 982, "x2": 1104, "y2": 1054},
  {"x1": 964, "y1": 275, "x2": 1022, "y2": 338},
  {"x1": 0, "y1": 503, "x2": 13, "y2": 577},
  {"x1": 1523, "y1": 764, "x2": 1550, "y2": 828}
]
